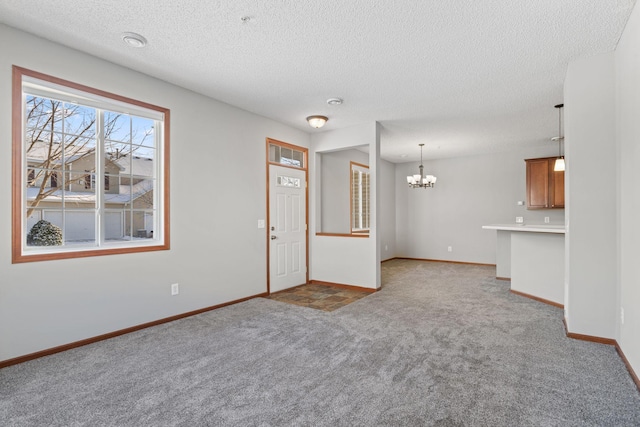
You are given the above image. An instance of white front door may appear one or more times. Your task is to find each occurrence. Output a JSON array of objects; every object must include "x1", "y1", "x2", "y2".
[{"x1": 269, "y1": 164, "x2": 307, "y2": 293}]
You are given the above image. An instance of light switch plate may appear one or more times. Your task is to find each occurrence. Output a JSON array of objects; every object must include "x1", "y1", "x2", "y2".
[{"x1": 257, "y1": 220, "x2": 265, "y2": 229}]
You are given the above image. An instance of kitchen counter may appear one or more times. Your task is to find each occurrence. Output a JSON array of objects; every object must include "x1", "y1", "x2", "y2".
[
  {"x1": 482, "y1": 224, "x2": 565, "y2": 233},
  {"x1": 483, "y1": 223, "x2": 565, "y2": 307}
]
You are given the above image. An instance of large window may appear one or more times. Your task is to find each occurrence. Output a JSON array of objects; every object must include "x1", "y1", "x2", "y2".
[
  {"x1": 350, "y1": 162, "x2": 370, "y2": 233},
  {"x1": 12, "y1": 66, "x2": 170, "y2": 263}
]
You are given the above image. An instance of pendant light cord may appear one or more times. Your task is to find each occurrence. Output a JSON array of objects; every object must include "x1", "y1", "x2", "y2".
[
  {"x1": 555, "y1": 103, "x2": 564, "y2": 158},
  {"x1": 551, "y1": 104, "x2": 566, "y2": 172}
]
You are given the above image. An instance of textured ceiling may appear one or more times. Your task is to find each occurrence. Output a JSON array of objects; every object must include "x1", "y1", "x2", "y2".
[{"x1": 0, "y1": 0, "x2": 636, "y2": 162}]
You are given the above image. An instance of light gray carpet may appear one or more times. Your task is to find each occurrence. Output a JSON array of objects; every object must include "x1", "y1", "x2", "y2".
[{"x1": 1, "y1": 259, "x2": 639, "y2": 426}]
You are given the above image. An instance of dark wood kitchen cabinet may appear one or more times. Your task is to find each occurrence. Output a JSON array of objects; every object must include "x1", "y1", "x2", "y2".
[{"x1": 525, "y1": 157, "x2": 564, "y2": 209}]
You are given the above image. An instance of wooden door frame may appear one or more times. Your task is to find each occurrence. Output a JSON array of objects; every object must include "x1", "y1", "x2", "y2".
[{"x1": 265, "y1": 138, "x2": 309, "y2": 294}]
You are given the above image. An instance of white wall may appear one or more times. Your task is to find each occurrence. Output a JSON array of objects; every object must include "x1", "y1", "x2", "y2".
[
  {"x1": 616, "y1": 2, "x2": 640, "y2": 379},
  {"x1": 309, "y1": 123, "x2": 382, "y2": 289},
  {"x1": 564, "y1": 52, "x2": 617, "y2": 339},
  {"x1": 0, "y1": 25, "x2": 310, "y2": 362},
  {"x1": 379, "y1": 159, "x2": 396, "y2": 261},
  {"x1": 395, "y1": 147, "x2": 565, "y2": 264}
]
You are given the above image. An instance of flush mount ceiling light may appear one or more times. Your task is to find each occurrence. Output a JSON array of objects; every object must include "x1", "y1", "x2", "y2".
[
  {"x1": 551, "y1": 103, "x2": 565, "y2": 172},
  {"x1": 121, "y1": 32, "x2": 147, "y2": 48},
  {"x1": 306, "y1": 115, "x2": 328, "y2": 129},
  {"x1": 406, "y1": 144, "x2": 437, "y2": 188},
  {"x1": 327, "y1": 98, "x2": 343, "y2": 106}
]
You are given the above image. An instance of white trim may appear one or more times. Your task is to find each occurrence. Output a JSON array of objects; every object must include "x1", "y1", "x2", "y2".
[{"x1": 23, "y1": 76, "x2": 164, "y2": 121}]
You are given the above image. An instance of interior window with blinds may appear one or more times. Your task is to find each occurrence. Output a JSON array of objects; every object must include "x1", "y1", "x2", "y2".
[{"x1": 351, "y1": 162, "x2": 370, "y2": 233}]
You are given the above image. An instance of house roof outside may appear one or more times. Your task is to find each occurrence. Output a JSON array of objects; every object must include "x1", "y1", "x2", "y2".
[
  {"x1": 26, "y1": 179, "x2": 153, "y2": 205},
  {"x1": 26, "y1": 142, "x2": 155, "y2": 206},
  {"x1": 27, "y1": 141, "x2": 153, "y2": 177},
  {"x1": 112, "y1": 155, "x2": 154, "y2": 178}
]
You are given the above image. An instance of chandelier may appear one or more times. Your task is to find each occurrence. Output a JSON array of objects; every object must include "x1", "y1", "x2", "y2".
[{"x1": 406, "y1": 144, "x2": 437, "y2": 188}]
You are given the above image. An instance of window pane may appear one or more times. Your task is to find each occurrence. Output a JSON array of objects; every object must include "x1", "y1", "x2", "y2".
[
  {"x1": 105, "y1": 112, "x2": 131, "y2": 143},
  {"x1": 131, "y1": 117, "x2": 155, "y2": 148},
  {"x1": 122, "y1": 210, "x2": 154, "y2": 240},
  {"x1": 25, "y1": 209, "x2": 65, "y2": 247},
  {"x1": 64, "y1": 104, "x2": 96, "y2": 138},
  {"x1": 63, "y1": 210, "x2": 96, "y2": 244},
  {"x1": 133, "y1": 210, "x2": 154, "y2": 240},
  {"x1": 130, "y1": 154, "x2": 155, "y2": 178},
  {"x1": 132, "y1": 179, "x2": 155, "y2": 209},
  {"x1": 105, "y1": 210, "x2": 125, "y2": 240},
  {"x1": 277, "y1": 175, "x2": 301, "y2": 188},
  {"x1": 269, "y1": 144, "x2": 279, "y2": 163},
  {"x1": 105, "y1": 142, "x2": 131, "y2": 168}
]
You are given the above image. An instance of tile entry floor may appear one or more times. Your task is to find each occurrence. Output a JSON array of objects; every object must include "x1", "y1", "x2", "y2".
[{"x1": 265, "y1": 283, "x2": 372, "y2": 312}]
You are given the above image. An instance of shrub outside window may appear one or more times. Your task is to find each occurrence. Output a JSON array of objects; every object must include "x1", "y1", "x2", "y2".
[{"x1": 12, "y1": 66, "x2": 170, "y2": 263}]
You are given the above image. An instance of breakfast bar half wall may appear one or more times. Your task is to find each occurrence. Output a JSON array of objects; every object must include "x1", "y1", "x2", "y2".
[{"x1": 483, "y1": 224, "x2": 565, "y2": 307}]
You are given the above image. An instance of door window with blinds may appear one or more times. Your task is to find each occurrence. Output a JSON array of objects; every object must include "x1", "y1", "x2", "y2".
[
  {"x1": 350, "y1": 162, "x2": 370, "y2": 233},
  {"x1": 268, "y1": 143, "x2": 305, "y2": 168}
]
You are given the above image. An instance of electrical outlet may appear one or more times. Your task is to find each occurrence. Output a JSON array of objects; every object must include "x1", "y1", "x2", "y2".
[
  {"x1": 516, "y1": 217, "x2": 524, "y2": 223},
  {"x1": 171, "y1": 283, "x2": 179, "y2": 296},
  {"x1": 544, "y1": 217, "x2": 550, "y2": 223},
  {"x1": 447, "y1": 246, "x2": 452, "y2": 252},
  {"x1": 621, "y1": 307, "x2": 625, "y2": 324}
]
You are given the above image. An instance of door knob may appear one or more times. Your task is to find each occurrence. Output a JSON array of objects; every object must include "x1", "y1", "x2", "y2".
[{"x1": 271, "y1": 235, "x2": 277, "y2": 240}]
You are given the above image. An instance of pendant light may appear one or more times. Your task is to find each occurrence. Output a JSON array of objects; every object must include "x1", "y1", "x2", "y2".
[
  {"x1": 406, "y1": 144, "x2": 437, "y2": 188},
  {"x1": 552, "y1": 104, "x2": 565, "y2": 171}
]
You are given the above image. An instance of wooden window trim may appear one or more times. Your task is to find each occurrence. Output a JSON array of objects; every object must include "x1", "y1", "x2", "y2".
[
  {"x1": 267, "y1": 138, "x2": 307, "y2": 170},
  {"x1": 12, "y1": 65, "x2": 171, "y2": 263}
]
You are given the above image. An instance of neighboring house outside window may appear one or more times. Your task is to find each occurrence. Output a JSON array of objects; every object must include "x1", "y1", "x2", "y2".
[
  {"x1": 12, "y1": 66, "x2": 170, "y2": 263},
  {"x1": 27, "y1": 168, "x2": 35, "y2": 186}
]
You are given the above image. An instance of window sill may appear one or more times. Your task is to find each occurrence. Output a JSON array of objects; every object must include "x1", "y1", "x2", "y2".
[
  {"x1": 315, "y1": 232, "x2": 369, "y2": 238},
  {"x1": 13, "y1": 242, "x2": 169, "y2": 263}
]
